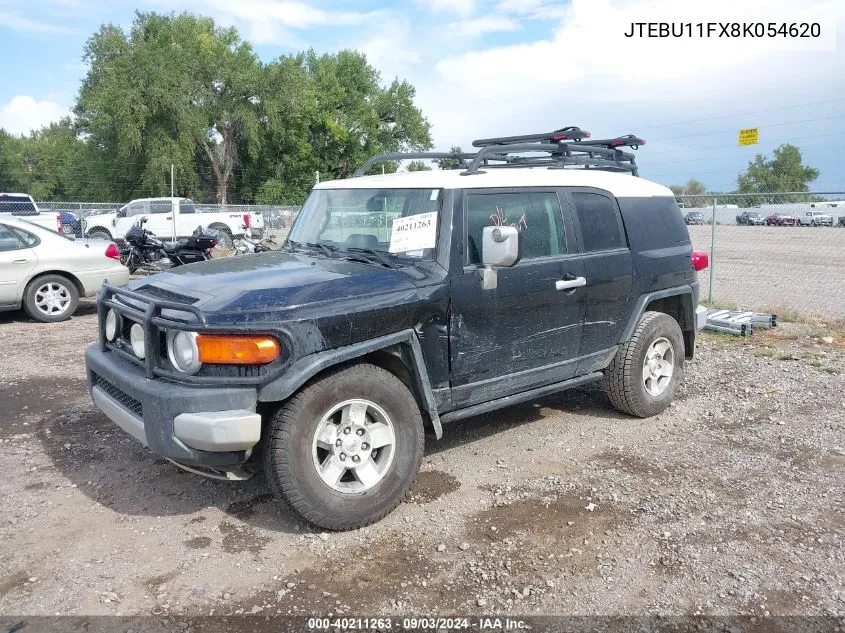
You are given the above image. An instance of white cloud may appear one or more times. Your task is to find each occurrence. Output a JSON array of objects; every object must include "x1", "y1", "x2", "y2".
[
  {"x1": 409, "y1": 0, "x2": 845, "y2": 191},
  {"x1": 448, "y1": 15, "x2": 521, "y2": 37},
  {"x1": 199, "y1": 0, "x2": 381, "y2": 44},
  {"x1": 0, "y1": 96, "x2": 68, "y2": 136},
  {"x1": 359, "y1": 19, "x2": 421, "y2": 80},
  {"x1": 0, "y1": 11, "x2": 70, "y2": 33},
  {"x1": 418, "y1": 0, "x2": 475, "y2": 19}
]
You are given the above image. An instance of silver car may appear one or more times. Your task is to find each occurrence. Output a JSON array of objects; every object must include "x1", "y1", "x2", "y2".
[{"x1": 0, "y1": 216, "x2": 129, "y2": 322}]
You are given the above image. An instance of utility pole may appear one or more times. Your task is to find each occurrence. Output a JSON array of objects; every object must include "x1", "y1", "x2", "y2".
[
  {"x1": 315, "y1": 171, "x2": 320, "y2": 184},
  {"x1": 170, "y1": 164, "x2": 175, "y2": 197}
]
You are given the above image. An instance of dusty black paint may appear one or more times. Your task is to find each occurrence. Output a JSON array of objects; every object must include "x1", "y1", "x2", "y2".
[{"x1": 85, "y1": 183, "x2": 700, "y2": 469}]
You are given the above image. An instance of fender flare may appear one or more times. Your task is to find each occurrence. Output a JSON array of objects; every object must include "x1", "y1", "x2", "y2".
[
  {"x1": 257, "y1": 330, "x2": 443, "y2": 439},
  {"x1": 619, "y1": 286, "x2": 696, "y2": 343}
]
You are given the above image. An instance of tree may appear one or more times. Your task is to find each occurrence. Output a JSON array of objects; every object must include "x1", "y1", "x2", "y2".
[
  {"x1": 668, "y1": 178, "x2": 708, "y2": 207},
  {"x1": 406, "y1": 160, "x2": 431, "y2": 172},
  {"x1": 737, "y1": 144, "x2": 819, "y2": 194},
  {"x1": 75, "y1": 12, "x2": 263, "y2": 203},
  {"x1": 241, "y1": 49, "x2": 432, "y2": 203},
  {"x1": 435, "y1": 146, "x2": 464, "y2": 171}
]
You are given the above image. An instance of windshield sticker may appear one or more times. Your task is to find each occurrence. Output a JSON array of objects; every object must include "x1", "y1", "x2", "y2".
[
  {"x1": 389, "y1": 212, "x2": 438, "y2": 253},
  {"x1": 429, "y1": 189, "x2": 439, "y2": 201}
]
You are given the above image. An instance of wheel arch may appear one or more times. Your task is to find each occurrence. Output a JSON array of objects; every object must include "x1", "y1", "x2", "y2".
[
  {"x1": 24, "y1": 270, "x2": 85, "y2": 303},
  {"x1": 85, "y1": 227, "x2": 113, "y2": 239},
  {"x1": 258, "y1": 330, "x2": 442, "y2": 439},
  {"x1": 620, "y1": 287, "x2": 696, "y2": 360}
]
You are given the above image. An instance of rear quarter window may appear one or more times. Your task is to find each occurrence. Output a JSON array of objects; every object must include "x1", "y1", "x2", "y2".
[
  {"x1": 570, "y1": 191, "x2": 626, "y2": 252},
  {"x1": 0, "y1": 195, "x2": 37, "y2": 215},
  {"x1": 617, "y1": 196, "x2": 690, "y2": 251}
]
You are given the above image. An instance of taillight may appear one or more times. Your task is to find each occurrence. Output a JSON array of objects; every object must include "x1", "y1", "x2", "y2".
[
  {"x1": 691, "y1": 250, "x2": 709, "y2": 271},
  {"x1": 105, "y1": 243, "x2": 121, "y2": 260},
  {"x1": 56, "y1": 215, "x2": 62, "y2": 232},
  {"x1": 243, "y1": 213, "x2": 251, "y2": 228}
]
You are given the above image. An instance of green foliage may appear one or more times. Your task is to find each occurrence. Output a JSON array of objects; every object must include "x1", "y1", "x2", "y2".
[
  {"x1": 668, "y1": 179, "x2": 708, "y2": 207},
  {"x1": 435, "y1": 146, "x2": 464, "y2": 171},
  {"x1": 737, "y1": 144, "x2": 819, "y2": 194},
  {"x1": 61, "y1": 12, "x2": 433, "y2": 204},
  {"x1": 406, "y1": 160, "x2": 432, "y2": 172}
]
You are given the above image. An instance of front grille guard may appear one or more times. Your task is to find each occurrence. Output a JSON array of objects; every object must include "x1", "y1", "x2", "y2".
[{"x1": 97, "y1": 283, "x2": 279, "y2": 386}]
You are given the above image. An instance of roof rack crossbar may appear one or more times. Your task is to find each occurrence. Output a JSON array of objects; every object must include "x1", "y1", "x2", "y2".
[
  {"x1": 459, "y1": 142, "x2": 638, "y2": 176},
  {"x1": 353, "y1": 152, "x2": 477, "y2": 177},
  {"x1": 473, "y1": 126, "x2": 590, "y2": 147}
]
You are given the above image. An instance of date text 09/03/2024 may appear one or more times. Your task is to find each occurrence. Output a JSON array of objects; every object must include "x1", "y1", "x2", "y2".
[
  {"x1": 307, "y1": 617, "x2": 529, "y2": 630},
  {"x1": 624, "y1": 22, "x2": 820, "y2": 38}
]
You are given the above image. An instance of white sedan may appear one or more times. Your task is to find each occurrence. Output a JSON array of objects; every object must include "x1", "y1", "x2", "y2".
[{"x1": 0, "y1": 216, "x2": 129, "y2": 322}]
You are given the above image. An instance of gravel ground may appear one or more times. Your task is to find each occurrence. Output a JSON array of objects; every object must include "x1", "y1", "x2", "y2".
[
  {"x1": 688, "y1": 225, "x2": 845, "y2": 316},
  {"x1": 0, "y1": 305, "x2": 843, "y2": 619}
]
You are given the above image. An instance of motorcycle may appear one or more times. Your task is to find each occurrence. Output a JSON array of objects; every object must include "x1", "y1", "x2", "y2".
[
  {"x1": 120, "y1": 217, "x2": 219, "y2": 273},
  {"x1": 233, "y1": 224, "x2": 277, "y2": 255}
]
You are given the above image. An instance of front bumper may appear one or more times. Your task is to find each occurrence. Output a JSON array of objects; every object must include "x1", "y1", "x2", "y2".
[{"x1": 86, "y1": 344, "x2": 260, "y2": 469}]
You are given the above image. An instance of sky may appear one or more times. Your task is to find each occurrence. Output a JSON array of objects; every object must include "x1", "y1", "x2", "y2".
[{"x1": 1, "y1": 0, "x2": 844, "y2": 192}]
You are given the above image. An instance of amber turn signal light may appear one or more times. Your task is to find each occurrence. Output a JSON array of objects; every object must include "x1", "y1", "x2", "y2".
[{"x1": 196, "y1": 335, "x2": 280, "y2": 365}]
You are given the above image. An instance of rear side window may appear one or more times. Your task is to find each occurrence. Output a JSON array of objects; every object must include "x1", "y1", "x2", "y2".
[
  {"x1": 149, "y1": 200, "x2": 172, "y2": 214},
  {"x1": 0, "y1": 195, "x2": 37, "y2": 215},
  {"x1": 570, "y1": 192, "x2": 625, "y2": 252},
  {"x1": 465, "y1": 191, "x2": 567, "y2": 264},
  {"x1": 0, "y1": 225, "x2": 25, "y2": 251}
]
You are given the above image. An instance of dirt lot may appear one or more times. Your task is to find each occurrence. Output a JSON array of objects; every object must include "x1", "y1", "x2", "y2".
[
  {"x1": 0, "y1": 304, "x2": 843, "y2": 620},
  {"x1": 688, "y1": 225, "x2": 845, "y2": 316}
]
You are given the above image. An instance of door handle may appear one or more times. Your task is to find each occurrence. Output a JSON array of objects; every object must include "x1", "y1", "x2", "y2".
[
  {"x1": 555, "y1": 277, "x2": 586, "y2": 291},
  {"x1": 166, "y1": 217, "x2": 172, "y2": 220},
  {"x1": 12, "y1": 259, "x2": 30, "y2": 264}
]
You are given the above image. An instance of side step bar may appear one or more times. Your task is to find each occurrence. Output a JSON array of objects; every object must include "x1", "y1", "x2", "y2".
[{"x1": 439, "y1": 372, "x2": 603, "y2": 425}]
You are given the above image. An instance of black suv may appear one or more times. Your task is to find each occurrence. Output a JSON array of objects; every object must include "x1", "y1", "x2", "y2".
[{"x1": 86, "y1": 128, "x2": 709, "y2": 530}]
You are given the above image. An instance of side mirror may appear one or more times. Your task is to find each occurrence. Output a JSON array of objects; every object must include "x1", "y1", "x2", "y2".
[{"x1": 480, "y1": 225, "x2": 522, "y2": 290}]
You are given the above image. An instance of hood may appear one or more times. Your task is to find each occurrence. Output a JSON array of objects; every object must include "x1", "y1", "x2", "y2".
[{"x1": 128, "y1": 251, "x2": 420, "y2": 318}]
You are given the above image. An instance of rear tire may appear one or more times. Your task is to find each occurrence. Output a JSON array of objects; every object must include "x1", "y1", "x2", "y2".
[
  {"x1": 603, "y1": 311, "x2": 684, "y2": 418},
  {"x1": 23, "y1": 274, "x2": 80, "y2": 323},
  {"x1": 264, "y1": 363, "x2": 424, "y2": 530},
  {"x1": 209, "y1": 225, "x2": 233, "y2": 249}
]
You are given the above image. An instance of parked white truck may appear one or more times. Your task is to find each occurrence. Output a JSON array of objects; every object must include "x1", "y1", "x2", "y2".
[
  {"x1": 82, "y1": 197, "x2": 264, "y2": 248},
  {"x1": 0, "y1": 193, "x2": 63, "y2": 233}
]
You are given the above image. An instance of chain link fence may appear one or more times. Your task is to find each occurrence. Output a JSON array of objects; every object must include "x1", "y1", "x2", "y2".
[
  {"x1": 678, "y1": 192, "x2": 845, "y2": 319},
  {"x1": 3, "y1": 191, "x2": 844, "y2": 319}
]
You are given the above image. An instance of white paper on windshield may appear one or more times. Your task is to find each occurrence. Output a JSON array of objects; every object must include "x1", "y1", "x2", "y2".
[{"x1": 389, "y1": 212, "x2": 438, "y2": 253}]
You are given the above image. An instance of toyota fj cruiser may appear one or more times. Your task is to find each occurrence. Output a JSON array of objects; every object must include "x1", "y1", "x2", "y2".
[{"x1": 85, "y1": 127, "x2": 709, "y2": 530}]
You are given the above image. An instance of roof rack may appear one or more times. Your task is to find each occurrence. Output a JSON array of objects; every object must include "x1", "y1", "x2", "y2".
[{"x1": 351, "y1": 127, "x2": 646, "y2": 178}]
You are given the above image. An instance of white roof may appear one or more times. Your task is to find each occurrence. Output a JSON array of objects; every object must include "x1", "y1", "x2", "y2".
[{"x1": 316, "y1": 168, "x2": 673, "y2": 198}]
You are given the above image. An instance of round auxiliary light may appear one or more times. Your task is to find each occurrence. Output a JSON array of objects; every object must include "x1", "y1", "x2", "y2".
[
  {"x1": 129, "y1": 323, "x2": 146, "y2": 359},
  {"x1": 168, "y1": 330, "x2": 201, "y2": 374},
  {"x1": 104, "y1": 308, "x2": 121, "y2": 342}
]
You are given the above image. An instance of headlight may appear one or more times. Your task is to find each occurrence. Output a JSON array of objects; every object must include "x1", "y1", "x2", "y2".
[
  {"x1": 168, "y1": 330, "x2": 201, "y2": 374},
  {"x1": 105, "y1": 309, "x2": 121, "y2": 341},
  {"x1": 130, "y1": 323, "x2": 146, "y2": 359}
]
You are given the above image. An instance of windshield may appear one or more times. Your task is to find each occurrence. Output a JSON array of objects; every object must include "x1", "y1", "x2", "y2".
[{"x1": 288, "y1": 188, "x2": 442, "y2": 260}]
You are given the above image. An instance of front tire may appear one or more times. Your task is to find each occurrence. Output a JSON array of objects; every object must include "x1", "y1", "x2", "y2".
[
  {"x1": 264, "y1": 363, "x2": 424, "y2": 530},
  {"x1": 23, "y1": 274, "x2": 80, "y2": 323},
  {"x1": 603, "y1": 311, "x2": 684, "y2": 418}
]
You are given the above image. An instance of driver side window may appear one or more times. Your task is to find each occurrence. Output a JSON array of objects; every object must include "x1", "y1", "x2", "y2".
[{"x1": 465, "y1": 192, "x2": 567, "y2": 265}]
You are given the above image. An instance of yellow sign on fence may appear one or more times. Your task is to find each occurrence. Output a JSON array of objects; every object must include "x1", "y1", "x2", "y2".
[{"x1": 738, "y1": 128, "x2": 759, "y2": 146}]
